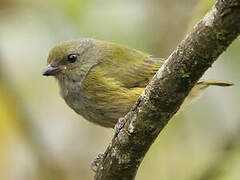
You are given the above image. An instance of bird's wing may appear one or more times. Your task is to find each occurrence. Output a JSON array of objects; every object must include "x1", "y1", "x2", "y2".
[
  {"x1": 117, "y1": 56, "x2": 164, "y2": 88},
  {"x1": 98, "y1": 42, "x2": 164, "y2": 88}
]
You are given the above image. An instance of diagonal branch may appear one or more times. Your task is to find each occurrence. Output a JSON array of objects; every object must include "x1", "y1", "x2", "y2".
[{"x1": 94, "y1": 1, "x2": 240, "y2": 179}]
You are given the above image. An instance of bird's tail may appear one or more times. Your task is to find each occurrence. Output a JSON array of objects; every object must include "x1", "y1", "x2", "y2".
[
  {"x1": 196, "y1": 80, "x2": 234, "y2": 87},
  {"x1": 184, "y1": 80, "x2": 234, "y2": 105}
]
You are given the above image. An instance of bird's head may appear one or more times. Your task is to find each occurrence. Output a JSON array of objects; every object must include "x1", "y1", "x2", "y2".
[{"x1": 43, "y1": 38, "x2": 98, "y2": 82}]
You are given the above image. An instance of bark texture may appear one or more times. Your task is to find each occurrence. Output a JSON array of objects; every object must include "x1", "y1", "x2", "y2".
[{"x1": 95, "y1": 1, "x2": 240, "y2": 179}]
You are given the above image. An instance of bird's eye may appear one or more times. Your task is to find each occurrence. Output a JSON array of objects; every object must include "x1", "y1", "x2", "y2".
[{"x1": 67, "y1": 54, "x2": 78, "y2": 63}]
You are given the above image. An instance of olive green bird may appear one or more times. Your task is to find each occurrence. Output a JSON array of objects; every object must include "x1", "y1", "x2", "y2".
[{"x1": 43, "y1": 38, "x2": 233, "y2": 128}]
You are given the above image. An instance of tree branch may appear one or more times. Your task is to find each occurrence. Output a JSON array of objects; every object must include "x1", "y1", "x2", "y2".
[{"x1": 94, "y1": 1, "x2": 240, "y2": 179}]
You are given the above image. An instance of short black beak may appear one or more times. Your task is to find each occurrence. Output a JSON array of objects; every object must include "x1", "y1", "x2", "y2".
[{"x1": 42, "y1": 65, "x2": 63, "y2": 76}]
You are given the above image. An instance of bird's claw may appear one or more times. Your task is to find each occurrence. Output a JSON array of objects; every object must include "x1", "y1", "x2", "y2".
[
  {"x1": 91, "y1": 152, "x2": 104, "y2": 172},
  {"x1": 114, "y1": 117, "x2": 127, "y2": 134}
]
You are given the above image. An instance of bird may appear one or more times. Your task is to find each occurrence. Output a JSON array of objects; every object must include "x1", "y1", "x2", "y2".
[{"x1": 43, "y1": 38, "x2": 233, "y2": 128}]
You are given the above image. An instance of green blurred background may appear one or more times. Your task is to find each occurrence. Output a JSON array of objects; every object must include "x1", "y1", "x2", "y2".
[{"x1": 0, "y1": 0, "x2": 240, "y2": 179}]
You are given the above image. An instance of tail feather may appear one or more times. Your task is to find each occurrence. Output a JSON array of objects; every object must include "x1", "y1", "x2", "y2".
[
  {"x1": 183, "y1": 80, "x2": 233, "y2": 105},
  {"x1": 197, "y1": 80, "x2": 234, "y2": 87}
]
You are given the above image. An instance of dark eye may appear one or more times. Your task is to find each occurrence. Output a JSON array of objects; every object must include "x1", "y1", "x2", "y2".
[{"x1": 67, "y1": 54, "x2": 78, "y2": 63}]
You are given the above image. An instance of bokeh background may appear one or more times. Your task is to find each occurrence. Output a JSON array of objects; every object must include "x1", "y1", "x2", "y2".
[{"x1": 0, "y1": 0, "x2": 240, "y2": 179}]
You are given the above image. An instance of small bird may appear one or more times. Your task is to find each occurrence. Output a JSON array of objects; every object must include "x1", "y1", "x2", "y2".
[{"x1": 43, "y1": 38, "x2": 233, "y2": 128}]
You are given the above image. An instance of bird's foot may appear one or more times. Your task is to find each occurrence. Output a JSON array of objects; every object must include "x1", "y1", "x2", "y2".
[
  {"x1": 114, "y1": 117, "x2": 127, "y2": 134},
  {"x1": 91, "y1": 152, "x2": 104, "y2": 172}
]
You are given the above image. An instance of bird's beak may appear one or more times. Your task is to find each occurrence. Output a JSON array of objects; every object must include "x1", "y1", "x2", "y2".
[{"x1": 42, "y1": 65, "x2": 64, "y2": 76}]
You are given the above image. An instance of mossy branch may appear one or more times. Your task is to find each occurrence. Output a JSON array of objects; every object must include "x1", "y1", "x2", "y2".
[{"x1": 94, "y1": 1, "x2": 240, "y2": 179}]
